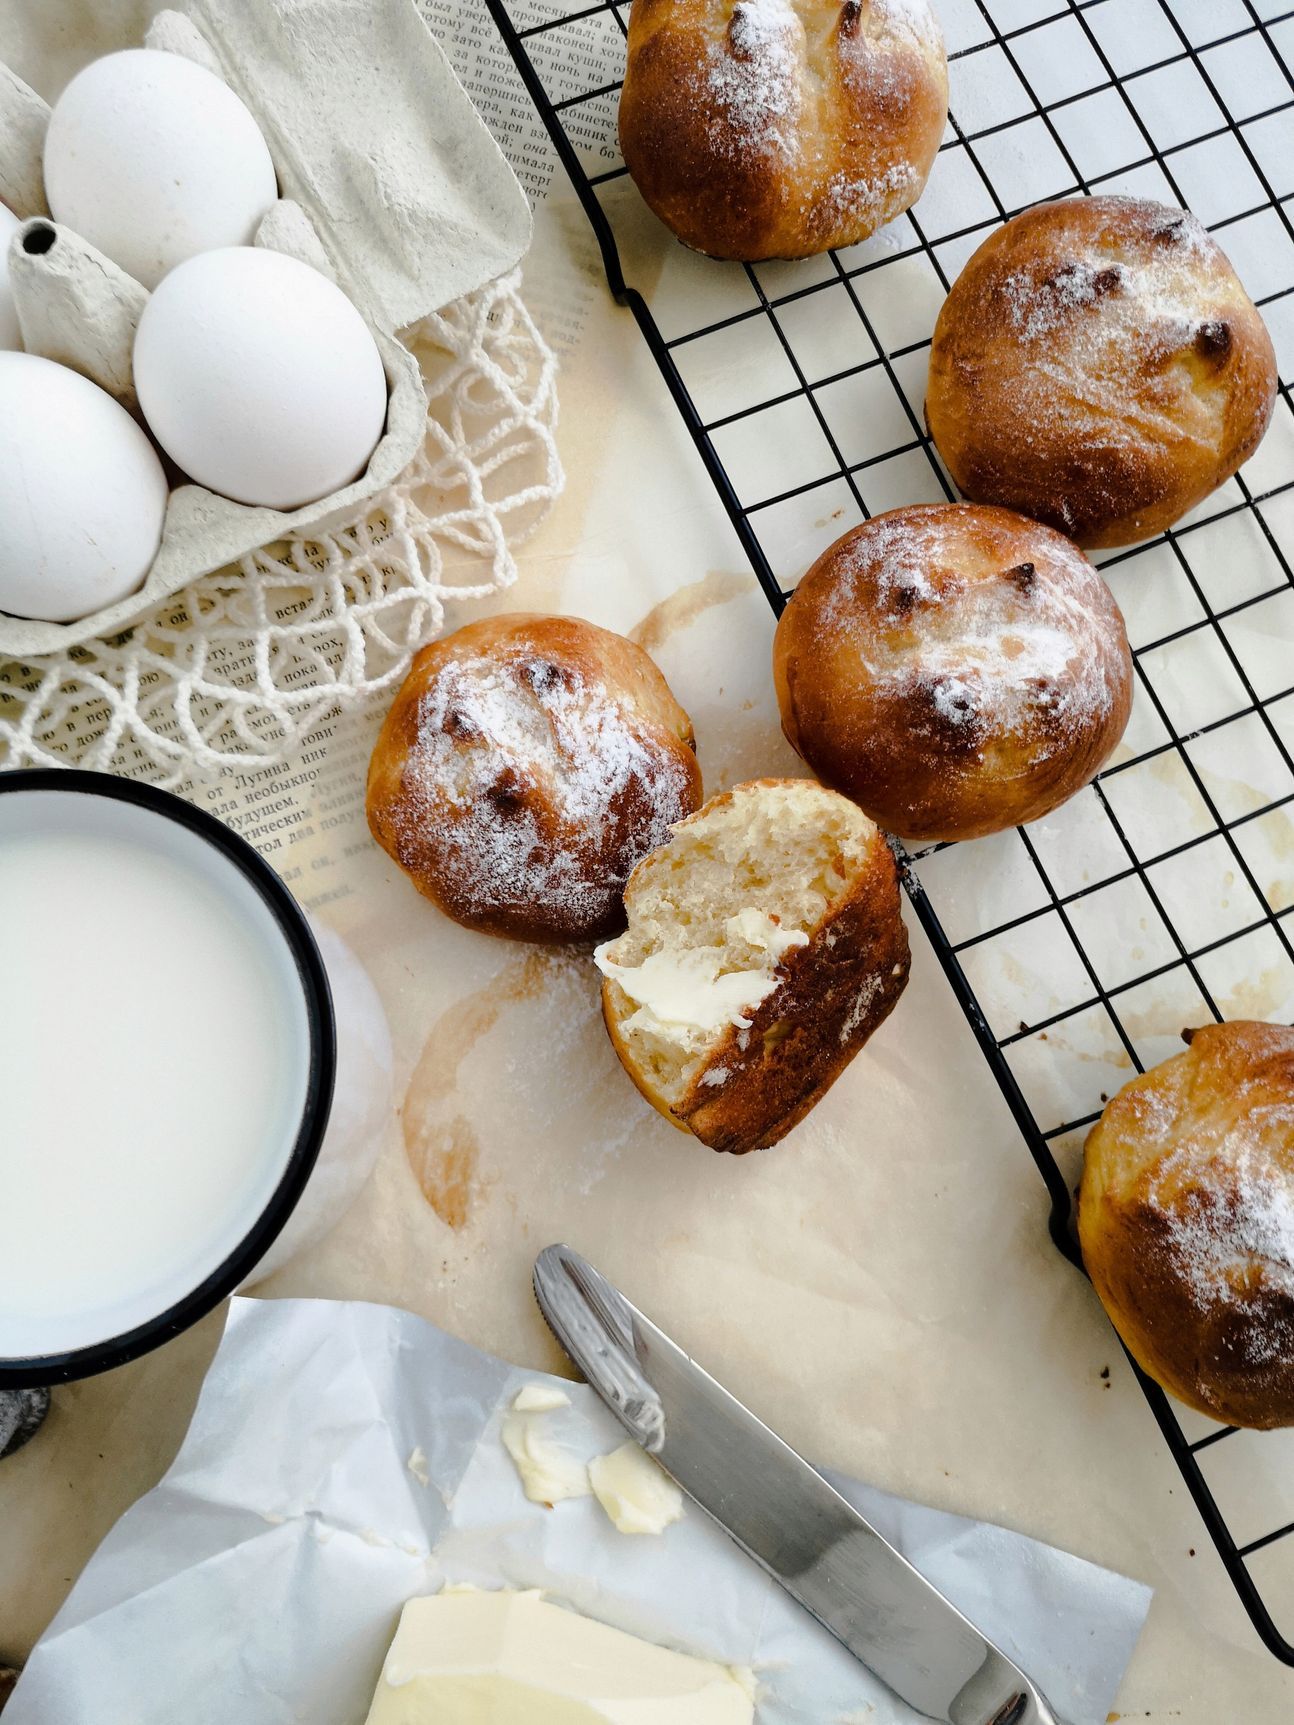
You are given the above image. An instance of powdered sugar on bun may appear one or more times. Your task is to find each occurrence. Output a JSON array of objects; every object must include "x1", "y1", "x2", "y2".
[
  {"x1": 773, "y1": 503, "x2": 1134, "y2": 843},
  {"x1": 620, "y1": 0, "x2": 947, "y2": 261},
  {"x1": 824, "y1": 506, "x2": 1125, "y2": 745},
  {"x1": 366, "y1": 615, "x2": 703, "y2": 943},
  {"x1": 1080, "y1": 1021, "x2": 1294, "y2": 1429},
  {"x1": 927, "y1": 196, "x2": 1278, "y2": 548},
  {"x1": 709, "y1": 0, "x2": 802, "y2": 157}
]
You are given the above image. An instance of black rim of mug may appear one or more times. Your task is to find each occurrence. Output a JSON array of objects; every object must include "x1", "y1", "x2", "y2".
[{"x1": 0, "y1": 768, "x2": 336, "y2": 1389}]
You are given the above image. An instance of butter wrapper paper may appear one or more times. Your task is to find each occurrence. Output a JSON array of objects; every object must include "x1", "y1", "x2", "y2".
[{"x1": 9, "y1": 1297, "x2": 1152, "y2": 1724}]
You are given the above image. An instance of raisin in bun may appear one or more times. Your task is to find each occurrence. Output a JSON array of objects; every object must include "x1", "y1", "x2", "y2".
[
  {"x1": 1080, "y1": 1022, "x2": 1294, "y2": 1431},
  {"x1": 619, "y1": 0, "x2": 947, "y2": 262},
  {"x1": 367, "y1": 613, "x2": 703, "y2": 943},
  {"x1": 596, "y1": 779, "x2": 909, "y2": 1154},
  {"x1": 773, "y1": 503, "x2": 1133, "y2": 843},
  {"x1": 926, "y1": 196, "x2": 1278, "y2": 548}
]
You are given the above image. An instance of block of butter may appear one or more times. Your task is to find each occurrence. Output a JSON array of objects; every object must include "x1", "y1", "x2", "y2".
[{"x1": 363, "y1": 1589, "x2": 754, "y2": 1723}]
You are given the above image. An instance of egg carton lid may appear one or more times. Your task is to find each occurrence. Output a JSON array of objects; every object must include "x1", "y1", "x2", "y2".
[
  {"x1": 181, "y1": 0, "x2": 532, "y2": 335},
  {"x1": 0, "y1": 0, "x2": 533, "y2": 659}
]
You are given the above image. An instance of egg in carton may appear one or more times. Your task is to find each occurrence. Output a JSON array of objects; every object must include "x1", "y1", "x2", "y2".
[{"x1": 0, "y1": 0, "x2": 532, "y2": 659}]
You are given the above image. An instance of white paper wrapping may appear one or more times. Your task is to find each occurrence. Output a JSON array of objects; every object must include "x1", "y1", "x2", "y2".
[{"x1": 8, "y1": 1296, "x2": 1151, "y2": 1725}]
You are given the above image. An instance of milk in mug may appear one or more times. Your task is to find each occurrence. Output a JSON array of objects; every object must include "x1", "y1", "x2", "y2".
[{"x1": 0, "y1": 787, "x2": 312, "y2": 1362}]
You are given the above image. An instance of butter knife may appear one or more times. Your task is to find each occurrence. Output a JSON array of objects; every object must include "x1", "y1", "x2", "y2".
[{"x1": 533, "y1": 1243, "x2": 1063, "y2": 1725}]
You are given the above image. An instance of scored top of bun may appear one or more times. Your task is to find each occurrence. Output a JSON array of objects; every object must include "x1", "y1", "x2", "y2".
[
  {"x1": 773, "y1": 503, "x2": 1133, "y2": 843},
  {"x1": 926, "y1": 196, "x2": 1278, "y2": 548},
  {"x1": 619, "y1": 0, "x2": 948, "y2": 261},
  {"x1": 366, "y1": 612, "x2": 703, "y2": 944},
  {"x1": 1080, "y1": 1021, "x2": 1294, "y2": 1431}
]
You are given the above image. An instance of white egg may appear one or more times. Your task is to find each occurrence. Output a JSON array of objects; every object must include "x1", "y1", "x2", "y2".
[
  {"x1": 134, "y1": 247, "x2": 388, "y2": 511},
  {"x1": 43, "y1": 49, "x2": 277, "y2": 291},
  {"x1": 0, "y1": 204, "x2": 22, "y2": 350},
  {"x1": 0, "y1": 354, "x2": 169, "y2": 623}
]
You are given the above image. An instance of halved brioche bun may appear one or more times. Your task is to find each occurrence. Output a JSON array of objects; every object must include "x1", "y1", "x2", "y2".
[{"x1": 596, "y1": 779, "x2": 909, "y2": 1154}]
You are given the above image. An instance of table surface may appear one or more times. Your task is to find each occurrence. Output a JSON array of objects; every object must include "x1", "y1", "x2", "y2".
[{"x1": 2, "y1": 3, "x2": 1294, "y2": 1717}]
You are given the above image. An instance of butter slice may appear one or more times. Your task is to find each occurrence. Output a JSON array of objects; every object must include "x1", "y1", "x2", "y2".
[
  {"x1": 595, "y1": 909, "x2": 808, "y2": 1039},
  {"x1": 501, "y1": 1410, "x2": 590, "y2": 1506},
  {"x1": 724, "y1": 909, "x2": 808, "y2": 960},
  {"x1": 512, "y1": 1383, "x2": 571, "y2": 1414},
  {"x1": 364, "y1": 1590, "x2": 753, "y2": 1724},
  {"x1": 589, "y1": 1442, "x2": 684, "y2": 1536}
]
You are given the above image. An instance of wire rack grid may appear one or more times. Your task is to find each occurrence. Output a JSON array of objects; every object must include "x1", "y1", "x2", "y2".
[{"x1": 485, "y1": 0, "x2": 1294, "y2": 1662}]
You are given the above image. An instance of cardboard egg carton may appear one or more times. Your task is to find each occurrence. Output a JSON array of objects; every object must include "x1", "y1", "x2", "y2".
[{"x1": 0, "y1": 0, "x2": 532, "y2": 659}]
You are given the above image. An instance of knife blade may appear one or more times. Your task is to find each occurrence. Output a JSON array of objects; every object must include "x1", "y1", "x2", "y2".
[{"x1": 534, "y1": 1243, "x2": 1063, "y2": 1725}]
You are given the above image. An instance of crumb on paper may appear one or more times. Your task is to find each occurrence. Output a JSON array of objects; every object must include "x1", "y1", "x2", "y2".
[
  {"x1": 511, "y1": 1382, "x2": 571, "y2": 1414},
  {"x1": 260, "y1": 1511, "x2": 286, "y2": 1526},
  {"x1": 407, "y1": 1444, "x2": 430, "y2": 1486}
]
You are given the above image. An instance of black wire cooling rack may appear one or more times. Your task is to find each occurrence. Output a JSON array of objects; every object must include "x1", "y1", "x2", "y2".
[{"x1": 484, "y1": 0, "x2": 1294, "y2": 1661}]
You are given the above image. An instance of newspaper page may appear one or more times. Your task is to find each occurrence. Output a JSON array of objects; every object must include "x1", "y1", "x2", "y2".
[
  {"x1": 416, "y1": 1, "x2": 625, "y2": 203},
  {"x1": 416, "y1": 0, "x2": 565, "y2": 205}
]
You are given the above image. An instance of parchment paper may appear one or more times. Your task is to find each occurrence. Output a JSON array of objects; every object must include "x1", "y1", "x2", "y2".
[
  {"x1": 4, "y1": 8, "x2": 1294, "y2": 1720},
  {"x1": 7, "y1": 1296, "x2": 1151, "y2": 1725}
]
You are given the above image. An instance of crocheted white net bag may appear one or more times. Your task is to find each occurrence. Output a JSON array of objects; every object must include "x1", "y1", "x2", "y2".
[{"x1": 0, "y1": 269, "x2": 560, "y2": 787}]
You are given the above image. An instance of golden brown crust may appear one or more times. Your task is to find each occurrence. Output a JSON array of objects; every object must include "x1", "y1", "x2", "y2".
[
  {"x1": 366, "y1": 612, "x2": 703, "y2": 943},
  {"x1": 619, "y1": 0, "x2": 947, "y2": 261},
  {"x1": 772, "y1": 503, "x2": 1133, "y2": 843},
  {"x1": 926, "y1": 196, "x2": 1278, "y2": 548},
  {"x1": 602, "y1": 778, "x2": 910, "y2": 1154},
  {"x1": 1079, "y1": 1021, "x2": 1294, "y2": 1431}
]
